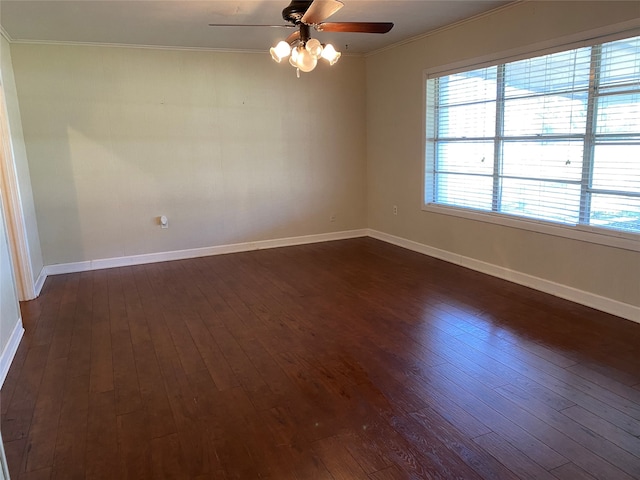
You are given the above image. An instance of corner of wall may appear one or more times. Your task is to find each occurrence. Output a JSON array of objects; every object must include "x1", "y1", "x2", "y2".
[
  {"x1": 34, "y1": 267, "x2": 47, "y2": 297},
  {"x1": 1, "y1": 34, "x2": 46, "y2": 300}
]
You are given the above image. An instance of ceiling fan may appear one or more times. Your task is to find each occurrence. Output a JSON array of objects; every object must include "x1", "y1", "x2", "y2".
[{"x1": 208, "y1": 0, "x2": 394, "y2": 75}]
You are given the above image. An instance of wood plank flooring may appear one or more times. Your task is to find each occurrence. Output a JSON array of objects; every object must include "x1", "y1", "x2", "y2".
[{"x1": 2, "y1": 237, "x2": 640, "y2": 479}]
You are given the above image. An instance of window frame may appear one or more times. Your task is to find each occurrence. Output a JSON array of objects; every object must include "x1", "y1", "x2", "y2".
[{"x1": 422, "y1": 23, "x2": 640, "y2": 253}]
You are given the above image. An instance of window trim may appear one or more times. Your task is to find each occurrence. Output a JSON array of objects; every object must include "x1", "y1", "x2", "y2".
[{"x1": 421, "y1": 21, "x2": 640, "y2": 253}]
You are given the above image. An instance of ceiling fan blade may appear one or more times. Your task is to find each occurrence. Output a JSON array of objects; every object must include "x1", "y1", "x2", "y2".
[
  {"x1": 208, "y1": 24, "x2": 295, "y2": 28},
  {"x1": 301, "y1": 0, "x2": 344, "y2": 25},
  {"x1": 286, "y1": 30, "x2": 301, "y2": 44},
  {"x1": 316, "y1": 22, "x2": 394, "y2": 33}
]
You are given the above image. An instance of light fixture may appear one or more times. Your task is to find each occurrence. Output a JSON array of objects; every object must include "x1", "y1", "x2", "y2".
[
  {"x1": 296, "y1": 46, "x2": 317, "y2": 73},
  {"x1": 289, "y1": 45, "x2": 299, "y2": 67},
  {"x1": 269, "y1": 29, "x2": 341, "y2": 76},
  {"x1": 270, "y1": 41, "x2": 291, "y2": 63},
  {"x1": 320, "y1": 43, "x2": 341, "y2": 66},
  {"x1": 305, "y1": 38, "x2": 323, "y2": 58}
]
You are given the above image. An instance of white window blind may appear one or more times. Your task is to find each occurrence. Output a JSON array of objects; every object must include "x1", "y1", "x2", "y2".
[{"x1": 425, "y1": 35, "x2": 640, "y2": 235}]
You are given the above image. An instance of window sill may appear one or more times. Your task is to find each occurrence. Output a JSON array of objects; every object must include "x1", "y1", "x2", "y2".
[{"x1": 422, "y1": 203, "x2": 640, "y2": 253}]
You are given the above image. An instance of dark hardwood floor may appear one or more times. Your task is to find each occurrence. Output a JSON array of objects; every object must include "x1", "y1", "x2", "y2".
[{"x1": 2, "y1": 237, "x2": 640, "y2": 479}]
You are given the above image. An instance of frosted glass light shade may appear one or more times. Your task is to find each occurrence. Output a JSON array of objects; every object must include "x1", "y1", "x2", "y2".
[
  {"x1": 321, "y1": 44, "x2": 341, "y2": 65},
  {"x1": 289, "y1": 45, "x2": 299, "y2": 67},
  {"x1": 306, "y1": 39, "x2": 323, "y2": 59},
  {"x1": 270, "y1": 41, "x2": 291, "y2": 63}
]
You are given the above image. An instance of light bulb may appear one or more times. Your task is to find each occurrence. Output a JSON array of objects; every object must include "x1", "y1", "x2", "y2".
[
  {"x1": 321, "y1": 44, "x2": 341, "y2": 66},
  {"x1": 296, "y1": 47, "x2": 317, "y2": 73},
  {"x1": 289, "y1": 46, "x2": 299, "y2": 67},
  {"x1": 305, "y1": 38, "x2": 323, "y2": 59},
  {"x1": 270, "y1": 40, "x2": 291, "y2": 63}
]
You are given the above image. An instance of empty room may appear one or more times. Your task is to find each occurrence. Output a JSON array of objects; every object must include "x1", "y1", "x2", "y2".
[{"x1": 0, "y1": 0, "x2": 639, "y2": 478}]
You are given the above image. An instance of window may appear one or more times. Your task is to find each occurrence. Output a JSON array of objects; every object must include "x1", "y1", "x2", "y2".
[{"x1": 425, "y1": 35, "x2": 640, "y2": 237}]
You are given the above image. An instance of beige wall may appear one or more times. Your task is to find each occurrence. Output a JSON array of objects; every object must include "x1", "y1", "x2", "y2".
[
  {"x1": 1, "y1": 35, "x2": 44, "y2": 289},
  {"x1": 10, "y1": 44, "x2": 367, "y2": 265},
  {"x1": 366, "y1": 1, "x2": 640, "y2": 308}
]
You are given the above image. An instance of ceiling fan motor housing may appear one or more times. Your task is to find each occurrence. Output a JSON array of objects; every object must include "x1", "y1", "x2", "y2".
[{"x1": 282, "y1": 0, "x2": 314, "y2": 24}]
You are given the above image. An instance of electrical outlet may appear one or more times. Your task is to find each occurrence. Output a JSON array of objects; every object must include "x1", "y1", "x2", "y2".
[
  {"x1": 159, "y1": 215, "x2": 169, "y2": 229},
  {"x1": 330, "y1": 214, "x2": 336, "y2": 222},
  {"x1": 393, "y1": 205, "x2": 398, "y2": 215}
]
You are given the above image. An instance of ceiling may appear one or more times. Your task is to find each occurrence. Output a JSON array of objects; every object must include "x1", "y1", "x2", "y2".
[{"x1": 0, "y1": 1, "x2": 512, "y2": 54}]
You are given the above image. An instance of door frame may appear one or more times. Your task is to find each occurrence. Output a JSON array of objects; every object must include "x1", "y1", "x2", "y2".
[{"x1": 0, "y1": 73, "x2": 35, "y2": 301}]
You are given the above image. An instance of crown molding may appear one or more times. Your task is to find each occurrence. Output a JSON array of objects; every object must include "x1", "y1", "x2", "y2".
[
  {"x1": 0, "y1": 25, "x2": 13, "y2": 43},
  {"x1": 366, "y1": 0, "x2": 523, "y2": 57},
  {"x1": 5, "y1": 38, "x2": 269, "y2": 55},
  {"x1": 5, "y1": 37, "x2": 363, "y2": 57}
]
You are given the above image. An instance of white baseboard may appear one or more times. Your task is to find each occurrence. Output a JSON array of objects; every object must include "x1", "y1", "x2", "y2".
[
  {"x1": 39, "y1": 227, "x2": 638, "y2": 324},
  {"x1": 368, "y1": 229, "x2": 640, "y2": 324},
  {"x1": 34, "y1": 267, "x2": 47, "y2": 297},
  {"x1": 0, "y1": 318, "x2": 24, "y2": 388},
  {"x1": 45, "y1": 229, "x2": 369, "y2": 276}
]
